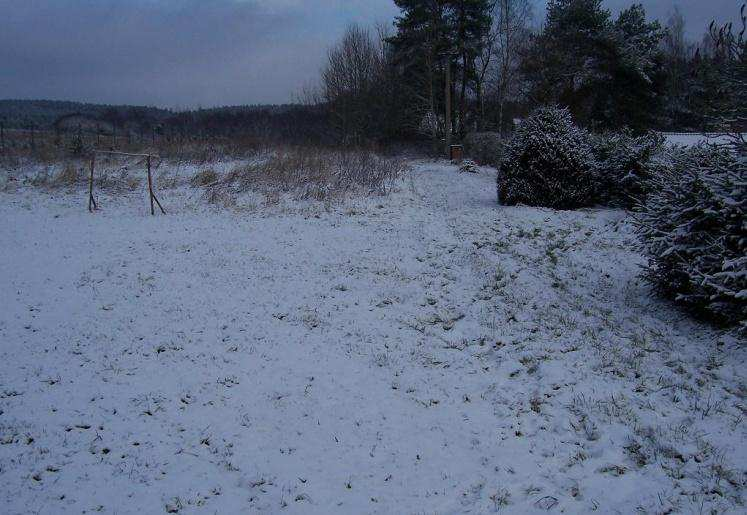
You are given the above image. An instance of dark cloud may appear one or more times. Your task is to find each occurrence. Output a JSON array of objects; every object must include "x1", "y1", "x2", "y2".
[
  {"x1": 0, "y1": 0, "x2": 740, "y2": 107},
  {"x1": 0, "y1": 0, "x2": 342, "y2": 107}
]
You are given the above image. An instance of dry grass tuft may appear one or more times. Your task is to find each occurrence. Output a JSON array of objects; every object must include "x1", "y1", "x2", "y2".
[
  {"x1": 190, "y1": 169, "x2": 219, "y2": 187},
  {"x1": 206, "y1": 147, "x2": 407, "y2": 204},
  {"x1": 95, "y1": 166, "x2": 142, "y2": 192},
  {"x1": 53, "y1": 163, "x2": 82, "y2": 186}
]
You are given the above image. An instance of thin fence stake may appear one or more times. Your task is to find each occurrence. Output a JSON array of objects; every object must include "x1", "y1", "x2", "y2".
[
  {"x1": 147, "y1": 155, "x2": 155, "y2": 216},
  {"x1": 153, "y1": 193, "x2": 166, "y2": 215},
  {"x1": 88, "y1": 154, "x2": 97, "y2": 212}
]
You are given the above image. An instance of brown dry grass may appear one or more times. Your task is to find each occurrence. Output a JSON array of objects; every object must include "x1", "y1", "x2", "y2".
[
  {"x1": 190, "y1": 169, "x2": 219, "y2": 187},
  {"x1": 9, "y1": 142, "x2": 408, "y2": 206},
  {"x1": 53, "y1": 163, "x2": 83, "y2": 186},
  {"x1": 204, "y1": 147, "x2": 408, "y2": 203}
]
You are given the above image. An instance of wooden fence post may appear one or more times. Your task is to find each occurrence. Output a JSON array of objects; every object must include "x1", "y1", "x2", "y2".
[{"x1": 87, "y1": 150, "x2": 164, "y2": 215}]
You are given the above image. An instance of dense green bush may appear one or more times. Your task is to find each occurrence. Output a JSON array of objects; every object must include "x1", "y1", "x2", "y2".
[
  {"x1": 497, "y1": 106, "x2": 596, "y2": 209},
  {"x1": 591, "y1": 130, "x2": 665, "y2": 207},
  {"x1": 634, "y1": 143, "x2": 746, "y2": 330}
]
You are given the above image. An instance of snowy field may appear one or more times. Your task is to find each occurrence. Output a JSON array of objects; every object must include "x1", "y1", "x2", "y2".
[
  {"x1": 0, "y1": 160, "x2": 745, "y2": 514},
  {"x1": 660, "y1": 132, "x2": 745, "y2": 147}
]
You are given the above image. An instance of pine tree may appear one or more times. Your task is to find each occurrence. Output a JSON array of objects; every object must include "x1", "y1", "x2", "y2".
[
  {"x1": 388, "y1": 0, "x2": 451, "y2": 141},
  {"x1": 523, "y1": 0, "x2": 611, "y2": 126},
  {"x1": 599, "y1": 4, "x2": 666, "y2": 131},
  {"x1": 523, "y1": 0, "x2": 665, "y2": 131},
  {"x1": 388, "y1": 0, "x2": 493, "y2": 139}
]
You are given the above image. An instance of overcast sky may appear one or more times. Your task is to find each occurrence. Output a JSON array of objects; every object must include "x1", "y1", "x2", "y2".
[{"x1": 0, "y1": 0, "x2": 740, "y2": 108}]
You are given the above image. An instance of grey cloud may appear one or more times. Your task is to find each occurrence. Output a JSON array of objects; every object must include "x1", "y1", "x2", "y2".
[
  {"x1": 0, "y1": 0, "x2": 741, "y2": 107},
  {"x1": 0, "y1": 0, "x2": 315, "y2": 106}
]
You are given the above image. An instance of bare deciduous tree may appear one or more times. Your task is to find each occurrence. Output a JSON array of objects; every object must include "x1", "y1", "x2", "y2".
[
  {"x1": 489, "y1": 0, "x2": 531, "y2": 134},
  {"x1": 662, "y1": 7, "x2": 695, "y2": 124},
  {"x1": 321, "y1": 24, "x2": 386, "y2": 145}
]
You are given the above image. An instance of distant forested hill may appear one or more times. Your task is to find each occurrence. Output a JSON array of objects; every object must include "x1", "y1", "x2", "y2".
[
  {"x1": 0, "y1": 99, "x2": 173, "y2": 129},
  {"x1": 0, "y1": 99, "x2": 330, "y2": 144}
]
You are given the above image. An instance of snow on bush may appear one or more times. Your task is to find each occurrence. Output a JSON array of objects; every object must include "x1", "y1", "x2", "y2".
[
  {"x1": 497, "y1": 106, "x2": 596, "y2": 209},
  {"x1": 459, "y1": 159, "x2": 479, "y2": 174},
  {"x1": 592, "y1": 130, "x2": 665, "y2": 207},
  {"x1": 634, "y1": 143, "x2": 746, "y2": 330}
]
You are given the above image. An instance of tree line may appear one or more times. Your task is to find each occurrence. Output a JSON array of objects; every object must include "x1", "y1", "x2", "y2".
[
  {"x1": 316, "y1": 0, "x2": 746, "y2": 146},
  {"x1": 0, "y1": 101, "x2": 331, "y2": 148},
  {"x1": 3, "y1": 1, "x2": 743, "y2": 151}
]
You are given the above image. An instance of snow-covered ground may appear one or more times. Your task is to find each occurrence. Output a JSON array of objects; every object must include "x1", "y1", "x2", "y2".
[
  {"x1": 660, "y1": 132, "x2": 743, "y2": 147},
  {"x1": 0, "y1": 160, "x2": 744, "y2": 514}
]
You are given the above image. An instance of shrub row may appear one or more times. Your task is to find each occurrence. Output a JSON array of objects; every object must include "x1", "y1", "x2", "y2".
[
  {"x1": 497, "y1": 106, "x2": 665, "y2": 209},
  {"x1": 497, "y1": 105, "x2": 745, "y2": 331},
  {"x1": 633, "y1": 144, "x2": 746, "y2": 330}
]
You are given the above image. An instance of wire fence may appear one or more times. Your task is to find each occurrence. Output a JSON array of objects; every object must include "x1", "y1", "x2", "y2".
[{"x1": 0, "y1": 121, "x2": 265, "y2": 164}]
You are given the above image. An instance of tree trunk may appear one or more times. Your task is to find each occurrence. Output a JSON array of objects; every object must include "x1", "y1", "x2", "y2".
[
  {"x1": 460, "y1": 52, "x2": 468, "y2": 135},
  {"x1": 428, "y1": 51, "x2": 438, "y2": 145},
  {"x1": 445, "y1": 57, "x2": 452, "y2": 150},
  {"x1": 477, "y1": 80, "x2": 484, "y2": 131},
  {"x1": 498, "y1": 90, "x2": 505, "y2": 135}
]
